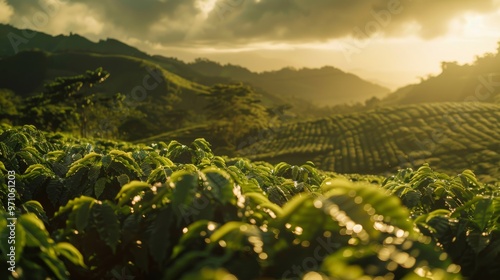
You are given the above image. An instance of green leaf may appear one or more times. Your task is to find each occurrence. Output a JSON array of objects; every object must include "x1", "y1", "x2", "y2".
[
  {"x1": 15, "y1": 220, "x2": 26, "y2": 262},
  {"x1": 181, "y1": 267, "x2": 237, "y2": 280},
  {"x1": 402, "y1": 190, "x2": 422, "y2": 209},
  {"x1": 163, "y1": 251, "x2": 211, "y2": 280},
  {"x1": 208, "y1": 221, "x2": 260, "y2": 252},
  {"x1": 115, "y1": 180, "x2": 151, "y2": 207},
  {"x1": 117, "y1": 174, "x2": 130, "y2": 187},
  {"x1": 66, "y1": 152, "x2": 101, "y2": 177},
  {"x1": 244, "y1": 192, "x2": 283, "y2": 218},
  {"x1": 0, "y1": 161, "x2": 6, "y2": 172},
  {"x1": 54, "y1": 242, "x2": 86, "y2": 268},
  {"x1": 0, "y1": 217, "x2": 9, "y2": 257},
  {"x1": 467, "y1": 230, "x2": 491, "y2": 254},
  {"x1": 22, "y1": 200, "x2": 48, "y2": 224},
  {"x1": 472, "y1": 198, "x2": 494, "y2": 232},
  {"x1": 74, "y1": 199, "x2": 94, "y2": 232},
  {"x1": 94, "y1": 177, "x2": 107, "y2": 199},
  {"x1": 47, "y1": 178, "x2": 64, "y2": 207},
  {"x1": 201, "y1": 168, "x2": 234, "y2": 204},
  {"x1": 171, "y1": 171, "x2": 199, "y2": 208},
  {"x1": 171, "y1": 220, "x2": 218, "y2": 259},
  {"x1": 18, "y1": 213, "x2": 51, "y2": 248},
  {"x1": 54, "y1": 196, "x2": 95, "y2": 217},
  {"x1": 92, "y1": 201, "x2": 120, "y2": 253},
  {"x1": 148, "y1": 206, "x2": 173, "y2": 264},
  {"x1": 39, "y1": 252, "x2": 68, "y2": 280}
]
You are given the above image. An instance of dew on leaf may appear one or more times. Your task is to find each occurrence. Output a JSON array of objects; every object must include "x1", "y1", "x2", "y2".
[
  {"x1": 446, "y1": 264, "x2": 461, "y2": 273},
  {"x1": 293, "y1": 226, "x2": 303, "y2": 235},
  {"x1": 342, "y1": 249, "x2": 353, "y2": 257},
  {"x1": 348, "y1": 238, "x2": 358, "y2": 245},
  {"x1": 439, "y1": 252, "x2": 448, "y2": 261},
  {"x1": 386, "y1": 261, "x2": 398, "y2": 271},
  {"x1": 302, "y1": 272, "x2": 324, "y2": 280},
  {"x1": 313, "y1": 200, "x2": 323, "y2": 209},
  {"x1": 354, "y1": 196, "x2": 363, "y2": 204},
  {"x1": 395, "y1": 229, "x2": 405, "y2": 238},
  {"x1": 207, "y1": 223, "x2": 216, "y2": 231}
]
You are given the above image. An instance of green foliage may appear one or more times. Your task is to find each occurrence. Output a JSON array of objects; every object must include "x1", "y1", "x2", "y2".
[
  {"x1": 381, "y1": 45, "x2": 500, "y2": 106},
  {"x1": 0, "y1": 47, "x2": 212, "y2": 141},
  {"x1": 238, "y1": 102, "x2": 500, "y2": 182},
  {"x1": 384, "y1": 164, "x2": 500, "y2": 279},
  {"x1": 205, "y1": 84, "x2": 270, "y2": 148},
  {"x1": 2, "y1": 126, "x2": 498, "y2": 279},
  {"x1": 20, "y1": 68, "x2": 124, "y2": 138},
  {"x1": 0, "y1": 89, "x2": 21, "y2": 125},
  {"x1": 0, "y1": 211, "x2": 84, "y2": 280}
]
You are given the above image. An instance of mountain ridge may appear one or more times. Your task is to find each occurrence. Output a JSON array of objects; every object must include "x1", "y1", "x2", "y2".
[{"x1": 0, "y1": 23, "x2": 391, "y2": 108}]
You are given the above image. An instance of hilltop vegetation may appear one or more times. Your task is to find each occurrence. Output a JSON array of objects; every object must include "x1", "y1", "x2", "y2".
[
  {"x1": 187, "y1": 59, "x2": 390, "y2": 106},
  {"x1": 0, "y1": 24, "x2": 147, "y2": 59},
  {"x1": 0, "y1": 24, "x2": 390, "y2": 115},
  {"x1": 0, "y1": 50, "x2": 207, "y2": 98},
  {"x1": 3, "y1": 24, "x2": 500, "y2": 117},
  {"x1": 380, "y1": 43, "x2": 500, "y2": 106},
  {"x1": 141, "y1": 102, "x2": 500, "y2": 183},
  {"x1": 0, "y1": 51, "x2": 279, "y2": 141},
  {"x1": 235, "y1": 102, "x2": 500, "y2": 182},
  {"x1": 2, "y1": 125, "x2": 500, "y2": 279}
]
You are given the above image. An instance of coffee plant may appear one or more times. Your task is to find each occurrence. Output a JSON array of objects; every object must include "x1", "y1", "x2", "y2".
[{"x1": 0, "y1": 125, "x2": 498, "y2": 279}]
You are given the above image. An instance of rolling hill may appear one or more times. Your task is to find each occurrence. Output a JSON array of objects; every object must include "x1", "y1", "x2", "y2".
[
  {"x1": 240, "y1": 102, "x2": 500, "y2": 181},
  {"x1": 187, "y1": 59, "x2": 390, "y2": 106},
  {"x1": 380, "y1": 46, "x2": 500, "y2": 106},
  {"x1": 0, "y1": 49, "x2": 208, "y2": 98},
  {"x1": 0, "y1": 24, "x2": 148, "y2": 58},
  {"x1": 0, "y1": 48, "x2": 211, "y2": 139},
  {"x1": 146, "y1": 102, "x2": 500, "y2": 182},
  {"x1": 0, "y1": 24, "x2": 390, "y2": 108}
]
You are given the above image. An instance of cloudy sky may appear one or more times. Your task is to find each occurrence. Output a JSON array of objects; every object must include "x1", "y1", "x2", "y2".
[{"x1": 1, "y1": 0, "x2": 500, "y2": 89}]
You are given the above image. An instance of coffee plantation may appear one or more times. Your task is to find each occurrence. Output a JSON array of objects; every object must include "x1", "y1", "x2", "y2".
[{"x1": 1, "y1": 125, "x2": 499, "y2": 279}]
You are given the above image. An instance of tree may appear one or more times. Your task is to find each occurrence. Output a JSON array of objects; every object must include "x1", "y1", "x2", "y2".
[
  {"x1": 440, "y1": 61, "x2": 459, "y2": 72},
  {"x1": 133, "y1": 81, "x2": 188, "y2": 139},
  {"x1": 22, "y1": 68, "x2": 125, "y2": 138},
  {"x1": 0, "y1": 89, "x2": 21, "y2": 125},
  {"x1": 205, "y1": 83, "x2": 269, "y2": 148},
  {"x1": 364, "y1": 96, "x2": 380, "y2": 108}
]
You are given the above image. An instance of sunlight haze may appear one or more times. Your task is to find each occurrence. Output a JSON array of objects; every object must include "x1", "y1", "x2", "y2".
[{"x1": 2, "y1": 0, "x2": 500, "y2": 90}]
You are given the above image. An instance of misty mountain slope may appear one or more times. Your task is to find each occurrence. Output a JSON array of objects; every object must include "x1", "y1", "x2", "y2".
[
  {"x1": 0, "y1": 24, "x2": 293, "y2": 109},
  {"x1": 381, "y1": 46, "x2": 500, "y2": 106},
  {"x1": 0, "y1": 49, "x2": 208, "y2": 100},
  {"x1": 0, "y1": 24, "x2": 231, "y2": 91},
  {"x1": 0, "y1": 49, "x2": 214, "y2": 140},
  {"x1": 187, "y1": 59, "x2": 391, "y2": 106},
  {"x1": 0, "y1": 24, "x2": 393, "y2": 115},
  {"x1": 0, "y1": 24, "x2": 148, "y2": 59},
  {"x1": 237, "y1": 102, "x2": 500, "y2": 182}
]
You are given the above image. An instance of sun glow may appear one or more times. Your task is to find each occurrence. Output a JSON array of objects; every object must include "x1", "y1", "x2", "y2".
[
  {"x1": 450, "y1": 12, "x2": 500, "y2": 38},
  {"x1": 196, "y1": 0, "x2": 218, "y2": 18}
]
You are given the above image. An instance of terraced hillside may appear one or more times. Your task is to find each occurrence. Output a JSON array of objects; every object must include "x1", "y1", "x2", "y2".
[{"x1": 238, "y1": 102, "x2": 500, "y2": 181}]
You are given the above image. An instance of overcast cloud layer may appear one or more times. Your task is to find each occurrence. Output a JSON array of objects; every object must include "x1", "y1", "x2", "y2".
[{"x1": 2, "y1": 0, "x2": 499, "y2": 47}]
